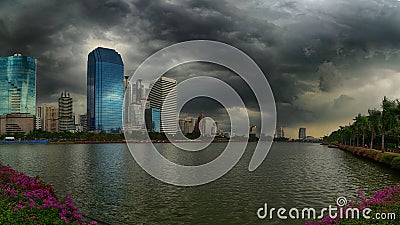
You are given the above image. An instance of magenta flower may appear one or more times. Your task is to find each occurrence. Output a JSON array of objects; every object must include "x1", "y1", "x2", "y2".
[{"x1": 0, "y1": 162, "x2": 97, "y2": 224}]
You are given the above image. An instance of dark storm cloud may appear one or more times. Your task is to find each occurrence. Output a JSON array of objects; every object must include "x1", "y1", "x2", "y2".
[
  {"x1": 0, "y1": 0, "x2": 131, "y2": 103},
  {"x1": 1, "y1": 0, "x2": 400, "y2": 136}
]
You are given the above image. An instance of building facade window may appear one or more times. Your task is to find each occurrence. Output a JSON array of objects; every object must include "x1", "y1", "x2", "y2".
[
  {"x1": 0, "y1": 54, "x2": 36, "y2": 116},
  {"x1": 87, "y1": 47, "x2": 124, "y2": 133}
]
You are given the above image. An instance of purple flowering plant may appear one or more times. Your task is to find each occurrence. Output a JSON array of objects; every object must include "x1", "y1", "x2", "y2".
[
  {"x1": 0, "y1": 163, "x2": 98, "y2": 224},
  {"x1": 306, "y1": 184, "x2": 400, "y2": 225}
]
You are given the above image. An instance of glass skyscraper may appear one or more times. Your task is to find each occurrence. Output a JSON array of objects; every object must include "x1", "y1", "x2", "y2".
[
  {"x1": 0, "y1": 54, "x2": 36, "y2": 116},
  {"x1": 87, "y1": 47, "x2": 124, "y2": 133},
  {"x1": 145, "y1": 108, "x2": 161, "y2": 133},
  {"x1": 148, "y1": 77, "x2": 177, "y2": 134}
]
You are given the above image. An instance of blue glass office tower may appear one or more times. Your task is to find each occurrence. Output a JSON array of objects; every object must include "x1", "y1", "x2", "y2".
[
  {"x1": 145, "y1": 108, "x2": 161, "y2": 133},
  {"x1": 87, "y1": 47, "x2": 124, "y2": 133},
  {"x1": 0, "y1": 54, "x2": 36, "y2": 116}
]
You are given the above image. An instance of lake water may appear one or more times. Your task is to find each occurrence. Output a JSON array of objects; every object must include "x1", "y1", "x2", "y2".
[{"x1": 0, "y1": 142, "x2": 399, "y2": 224}]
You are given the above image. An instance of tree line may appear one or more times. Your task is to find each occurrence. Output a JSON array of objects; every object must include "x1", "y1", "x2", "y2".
[
  {"x1": 325, "y1": 96, "x2": 400, "y2": 152},
  {"x1": 0, "y1": 130, "x2": 125, "y2": 142}
]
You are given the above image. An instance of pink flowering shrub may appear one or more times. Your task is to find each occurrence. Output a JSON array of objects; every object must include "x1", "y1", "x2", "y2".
[
  {"x1": 0, "y1": 163, "x2": 98, "y2": 224},
  {"x1": 306, "y1": 184, "x2": 400, "y2": 225}
]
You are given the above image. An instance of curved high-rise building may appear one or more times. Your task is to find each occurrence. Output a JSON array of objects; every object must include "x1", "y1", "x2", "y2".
[
  {"x1": 0, "y1": 54, "x2": 36, "y2": 116},
  {"x1": 87, "y1": 47, "x2": 124, "y2": 133}
]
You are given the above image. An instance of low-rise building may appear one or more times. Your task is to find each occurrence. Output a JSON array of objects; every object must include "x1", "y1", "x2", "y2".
[{"x1": 0, "y1": 113, "x2": 34, "y2": 134}]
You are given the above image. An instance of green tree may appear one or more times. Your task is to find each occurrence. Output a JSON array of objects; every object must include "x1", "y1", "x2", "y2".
[
  {"x1": 381, "y1": 96, "x2": 398, "y2": 152},
  {"x1": 368, "y1": 109, "x2": 382, "y2": 150},
  {"x1": 354, "y1": 114, "x2": 369, "y2": 147}
]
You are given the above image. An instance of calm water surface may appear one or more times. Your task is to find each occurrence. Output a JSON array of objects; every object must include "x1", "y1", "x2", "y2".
[{"x1": 0, "y1": 142, "x2": 400, "y2": 225}]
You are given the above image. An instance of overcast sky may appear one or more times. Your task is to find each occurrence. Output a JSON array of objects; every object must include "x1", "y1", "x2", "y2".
[{"x1": 1, "y1": 0, "x2": 400, "y2": 138}]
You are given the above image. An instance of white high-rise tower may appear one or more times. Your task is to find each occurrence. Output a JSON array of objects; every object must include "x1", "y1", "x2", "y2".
[{"x1": 148, "y1": 77, "x2": 177, "y2": 134}]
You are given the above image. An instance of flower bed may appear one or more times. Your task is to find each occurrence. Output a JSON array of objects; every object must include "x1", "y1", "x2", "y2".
[
  {"x1": 306, "y1": 184, "x2": 400, "y2": 225},
  {"x1": 0, "y1": 163, "x2": 98, "y2": 224},
  {"x1": 338, "y1": 145, "x2": 400, "y2": 170}
]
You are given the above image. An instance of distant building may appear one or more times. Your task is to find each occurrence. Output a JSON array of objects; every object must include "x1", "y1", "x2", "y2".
[
  {"x1": 79, "y1": 114, "x2": 87, "y2": 131},
  {"x1": 223, "y1": 131, "x2": 235, "y2": 138},
  {"x1": 193, "y1": 112, "x2": 206, "y2": 135},
  {"x1": 0, "y1": 113, "x2": 34, "y2": 134},
  {"x1": 37, "y1": 104, "x2": 58, "y2": 132},
  {"x1": 58, "y1": 92, "x2": 74, "y2": 132},
  {"x1": 276, "y1": 126, "x2": 285, "y2": 138},
  {"x1": 211, "y1": 121, "x2": 219, "y2": 135},
  {"x1": 145, "y1": 108, "x2": 161, "y2": 133},
  {"x1": 260, "y1": 133, "x2": 273, "y2": 141},
  {"x1": 87, "y1": 47, "x2": 124, "y2": 133},
  {"x1": 35, "y1": 112, "x2": 42, "y2": 130},
  {"x1": 250, "y1": 125, "x2": 257, "y2": 138},
  {"x1": 0, "y1": 54, "x2": 36, "y2": 116},
  {"x1": 125, "y1": 79, "x2": 153, "y2": 132},
  {"x1": 124, "y1": 75, "x2": 129, "y2": 91},
  {"x1": 148, "y1": 77, "x2": 177, "y2": 134},
  {"x1": 303, "y1": 136, "x2": 321, "y2": 142},
  {"x1": 130, "y1": 79, "x2": 147, "y2": 104},
  {"x1": 178, "y1": 117, "x2": 196, "y2": 135},
  {"x1": 178, "y1": 119, "x2": 186, "y2": 135},
  {"x1": 299, "y1": 127, "x2": 306, "y2": 140}
]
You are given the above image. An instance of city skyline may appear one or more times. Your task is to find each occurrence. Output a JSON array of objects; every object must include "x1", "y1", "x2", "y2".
[
  {"x1": 0, "y1": 51, "x2": 350, "y2": 138},
  {"x1": 1, "y1": 1, "x2": 400, "y2": 138},
  {"x1": 0, "y1": 50, "x2": 347, "y2": 138}
]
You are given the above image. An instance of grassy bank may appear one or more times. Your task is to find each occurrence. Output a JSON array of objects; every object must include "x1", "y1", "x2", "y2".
[
  {"x1": 337, "y1": 145, "x2": 400, "y2": 170},
  {"x1": 0, "y1": 163, "x2": 98, "y2": 224}
]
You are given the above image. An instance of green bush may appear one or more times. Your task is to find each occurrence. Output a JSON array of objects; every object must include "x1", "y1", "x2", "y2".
[
  {"x1": 390, "y1": 156, "x2": 400, "y2": 169},
  {"x1": 379, "y1": 153, "x2": 398, "y2": 165},
  {"x1": 0, "y1": 197, "x2": 67, "y2": 224},
  {"x1": 375, "y1": 152, "x2": 384, "y2": 162},
  {"x1": 386, "y1": 143, "x2": 396, "y2": 149},
  {"x1": 368, "y1": 150, "x2": 378, "y2": 160}
]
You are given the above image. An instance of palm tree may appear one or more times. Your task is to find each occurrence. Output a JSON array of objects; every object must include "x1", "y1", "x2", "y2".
[
  {"x1": 368, "y1": 109, "x2": 381, "y2": 150},
  {"x1": 393, "y1": 99, "x2": 400, "y2": 148},
  {"x1": 381, "y1": 96, "x2": 398, "y2": 152},
  {"x1": 354, "y1": 113, "x2": 369, "y2": 147}
]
